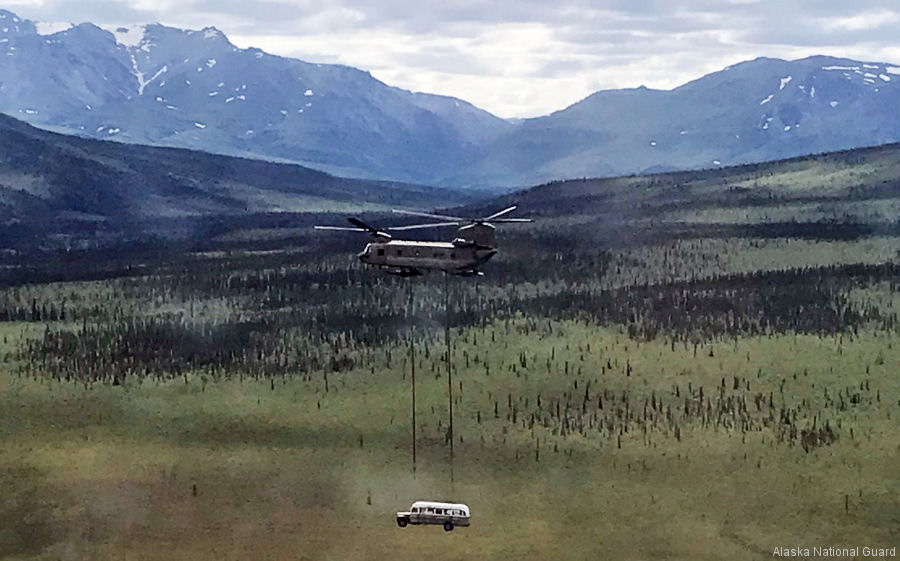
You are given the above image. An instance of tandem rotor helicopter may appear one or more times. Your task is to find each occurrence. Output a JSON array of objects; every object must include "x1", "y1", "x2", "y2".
[{"x1": 314, "y1": 206, "x2": 532, "y2": 276}]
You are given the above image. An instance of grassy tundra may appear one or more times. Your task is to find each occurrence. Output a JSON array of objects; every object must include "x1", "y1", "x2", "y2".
[
  {"x1": 2, "y1": 144, "x2": 899, "y2": 559},
  {"x1": 1, "y1": 317, "x2": 898, "y2": 560}
]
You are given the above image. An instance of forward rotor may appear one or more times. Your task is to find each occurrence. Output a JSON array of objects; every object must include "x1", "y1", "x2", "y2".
[
  {"x1": 314, "y1": 206, "x2": 532, "y2": 238},
  {"x1": 314, "y1": 217, "x2": 393, "y2": 239},
  {"x1": 391, "y1": 205, "x2": 532, "y2": 226}
]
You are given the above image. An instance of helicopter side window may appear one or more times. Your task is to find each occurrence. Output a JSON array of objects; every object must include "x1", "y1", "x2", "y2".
[
  {"x1": 450, "y1": 253, "x2": 456, "y2": 259},
  {"x1": 377, "y1": 248, "x2": 384, "y2": 256},
  {"x1": 396, "y1": 249, "x2": 403, "y2": 256}
]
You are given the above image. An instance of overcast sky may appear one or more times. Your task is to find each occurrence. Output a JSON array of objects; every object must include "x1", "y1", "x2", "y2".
[{"x1": 8, "y1": 0, "x2": 900, "y2": 117}]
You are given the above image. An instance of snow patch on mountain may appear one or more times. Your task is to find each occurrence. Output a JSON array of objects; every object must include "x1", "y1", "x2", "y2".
[
  {"x1": 779, "y1": 76, "x2": 792, "y2": 89},
  {"x1": 130, "y1": 54, "x2": 167, "y2": 96},
  {"x1": 107, "y1": 25, "x2": 147, "y2": 48}
]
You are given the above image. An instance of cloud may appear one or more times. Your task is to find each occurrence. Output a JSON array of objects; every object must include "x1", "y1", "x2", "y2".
[{"x1": 10, "y1": 0, "x2": 900, "y2": 117}]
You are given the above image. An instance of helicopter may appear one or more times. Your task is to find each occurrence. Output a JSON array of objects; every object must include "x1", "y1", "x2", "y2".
[{"x1": 314, "y1": 206, "x2": 531, "y2": 276}]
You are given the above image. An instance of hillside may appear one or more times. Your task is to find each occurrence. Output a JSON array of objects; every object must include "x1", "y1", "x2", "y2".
[
  {"x1": 0, "y1": 113, "x2": 471, "y2": 251},
  {"x1": 470, "y1": 141, "x2": 900, "y2": 240}
]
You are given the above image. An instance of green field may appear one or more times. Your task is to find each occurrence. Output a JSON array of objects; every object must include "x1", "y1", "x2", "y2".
[{"x1": 2, "y1": 315, "x2": 898, "y2": 560}]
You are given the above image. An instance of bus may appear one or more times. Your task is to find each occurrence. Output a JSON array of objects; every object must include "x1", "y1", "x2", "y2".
[{"x1": 396, "y1": 500, "x2": 471, "y2": 531}]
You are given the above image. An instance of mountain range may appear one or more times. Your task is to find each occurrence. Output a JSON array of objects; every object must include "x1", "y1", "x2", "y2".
[
  {"x1": 465, "y1": 56, "x2": 900, "y2": 187},
  {"x1": 2, "y1": 9, "x2": 900, "y2": 189},
  {"x1": 0, "y1": 9, "x2": 509, "y2": 186}
]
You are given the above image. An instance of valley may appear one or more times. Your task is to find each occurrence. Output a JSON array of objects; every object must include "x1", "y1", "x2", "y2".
[{"x1": 1, "y1": 138, "x2": 898, "y2": 559}]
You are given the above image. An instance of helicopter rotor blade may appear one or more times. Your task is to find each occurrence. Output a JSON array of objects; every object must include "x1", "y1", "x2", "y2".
[
  {"x1": 392, "y1": 209, "x2": 468, "y2": 222},
  {"x1": 347, "y1": 217, "x2": 393, "y2": 238},
  {"x1": 314, "y1": 225, "x2": 367, "y2": 231},
  {"x1": 315, "y1": 218, "x2": 392, "y2": 238},
  {"x1": 347, "y1": 217, "x2": 378, "y2": 231},
  {"x1": 483, "y1": 205, "x2": 518, "y2": 221},
  {"x1": 387, "y1": 221, "x2": 461, "y2": 231},
  {"x1": 487, "y1": 218, "x2": 532, "y2": 223}
]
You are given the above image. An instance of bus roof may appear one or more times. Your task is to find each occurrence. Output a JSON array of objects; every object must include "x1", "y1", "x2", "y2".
[{"x1": 411, "y1": 500, "x2": 470, "y2": 513}]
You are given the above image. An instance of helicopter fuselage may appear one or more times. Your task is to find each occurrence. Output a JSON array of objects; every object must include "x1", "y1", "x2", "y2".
[{"x1": 359, "y1": 240, "x2": 496, "y2": 276}]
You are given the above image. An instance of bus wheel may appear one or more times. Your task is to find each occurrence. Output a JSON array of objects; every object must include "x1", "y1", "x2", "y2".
[
  {"x1": 443, "y1": 522, "x2": 454, "y2": 532},
  {"x1": 397, "y1": 518, "x2": 408, "y2": 528}
]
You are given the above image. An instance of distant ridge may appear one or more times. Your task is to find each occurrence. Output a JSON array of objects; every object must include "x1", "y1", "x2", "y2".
[
  {"x1": 0, "y1": 112, "x2": 469, "y2": 251},
  {"x1": 457, "y1": 56, "x2": 900, "y2": 187}
]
